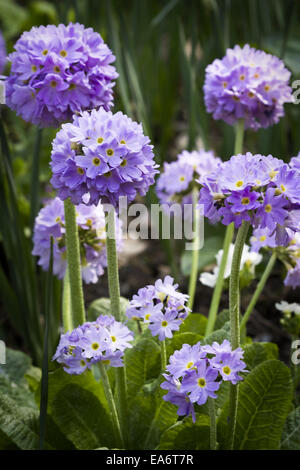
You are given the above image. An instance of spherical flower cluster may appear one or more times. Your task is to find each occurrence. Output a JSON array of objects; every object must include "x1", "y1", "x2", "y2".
[
  {"x1": 161, "y1": 340, "x2": 247, "y2": 421},
  {"x1": 200, "y1": 243, "x2": 262, "y2": 288},
  {"x1": 50, "y1": 108, "x2": 158, "y2": 208},
  {"x1": 204, "y1": 44, "x2": 294, "y2": 130},
  {"x1": 6, "y1": 23, "x2": 118, "y2": 127},
  {"x1": 199, "y1": 152, "x2": 300, "y2": 241},
  {"x1": 0, "y1": 30, "x2": 6, "y2": 74},
  {"x1": 53, "y1": 314, "x2": 134, "y2": 375},
  {"x1": 32, "y1": 197, "x2": 123, "y2": 283},
  {"x1": 126, "y1": 276, "x2": 189, "y2": 341},
  {"x1": 156, "y1": 150, "x2": 221, "y2": 210}
]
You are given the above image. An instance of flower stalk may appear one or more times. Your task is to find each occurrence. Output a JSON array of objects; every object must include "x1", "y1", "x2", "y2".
[
  {"x1": 98, "y1": 362, "x2": 124, "y2": 449},
  {"x1": 63, "y1": 198, "x2": 86, "y2": 327},
  {"x1": 227, "y1": 219, "x2": 250, "y2": 449},
  {"x1": 105, "y1": 207, "x2": 128, "y2": 446},
  {"x1": 208, "y1": 397, "x2": 217, "y2": 450}
]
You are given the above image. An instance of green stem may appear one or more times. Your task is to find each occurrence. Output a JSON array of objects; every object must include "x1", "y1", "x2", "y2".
[
  {"x1": 234, "y1": 119, "x2": 244, "y2": 155},
  {"x1": 62, "y1": 266, "x2": 73, "y2": 332},
  {"x1": 208, "y1": 397, "x2": 217, "y2": 450},
  {"x1": 39, "y1": 238, "x2": 53, "y2": 450},
  {"x1": 187, "y1": 186, "x2": 200, "y2": 311},
  {"x1": 205, "y1": 223, "x2": 234, "y2": 335},
  {"x1": 240, "y1": 252, "x2": 277, "y2": 333},
  {"x1": 63, "y1": 198, "x2": 85, "y2": 327},
  {"x1": 161, "y1": 340, "x2": 167, "y2": 371},
  {"x1": 30, "y1": 127, "x2": 43, "y2": 230},
  {"x1": 105, "y1": 208, "x2": 128, "y2": 446},
  {"x1": 98, "y1": 362, "x2": 124, "y2": 449},
  {"x1": 227, "y1": 220, "x2": 250, "y2": 450}
]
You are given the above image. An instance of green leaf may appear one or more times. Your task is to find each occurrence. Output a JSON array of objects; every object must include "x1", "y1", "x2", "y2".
[
  {"x1": 243, "y1": 342, "x2": 279, "y2": 370},
  {"x1": 87, "y1": 296, "x2": 129, "y2": 322},
  {"x1": 178, "y1": 313, "x2": 207, "y2": 336},
  {"x1": 281, "y1": 407, "x2": 300, "y2": 450},
  {"x1": 214, "y1": 309, "x2": 230, "y2": 330},
  {"x1": 125, "y1": 338, "x2": 161, "y2": 401},
  {"x1": 221, "y1": 360, "x2": 293, "y2": 450},
  {"x1": 38, "y1": 368, "x2": 109, "y2": 415},
  {"x1": 157, "y1": 414, "x2": 210, "y2": 450},
  {"x1": 166, "y1": 332, "x2": 203, "y2": 359},
  {"x1": 0, "y1": 394, "x2": 40, "y2": 450},
  {"x1": 51, "y1": 384, "x2": 115, "y2": 450},
  {"x1": 129, "y1": 380, "x2": 178, "y2": 449},
  {"x1": 203, "y1": 321, "x2": 231, "y2": 345}
]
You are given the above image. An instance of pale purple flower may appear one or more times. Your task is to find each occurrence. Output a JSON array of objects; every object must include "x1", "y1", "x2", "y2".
[
  {"x1": 6, "y1": 23, "x2": 118, "y2": 127},
  {"x1": 181, "y1": 360, "x2": 220, "y2": 405},
  {"x1": 204, "y1": 44, "x2": 294, "y2": 129}
]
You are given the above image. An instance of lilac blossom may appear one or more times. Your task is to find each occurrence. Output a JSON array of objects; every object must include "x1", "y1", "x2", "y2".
[
  {"x1": 6, "y1": 23, "x2": 118, "y2": 127},
  {"x1": 126, "y1": 276, "x2": 189, "y2": 340},
  {"x1": 50, "y1": 108, "x2": 158, "y2": 208},
  {"x1": 53, "y1": 315, "x2": 134, "y2": 374},
  {"x1": 161, "y1": 340, "x2": 248, "y2": 418},
  {"x1": 204, "y1": 44, "x2": 294, "y2": 129}
]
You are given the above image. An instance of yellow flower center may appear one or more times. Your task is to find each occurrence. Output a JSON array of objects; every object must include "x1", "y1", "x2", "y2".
[
  {"x1": 161, "y1": 320, "x2": 168, "y2": 327},
  {"x1": 248, "y1": 91, "x2": 255, "y2": 98},
  {"x1": 260, "y1": 235, "x2": 267, "y2": 241},
  {"x1": 42, "y1": 49, "x2": 48, "y2": 56},
  {"x1": 50, "y1": 80, "x2": 57, "y2": 88},
  {"x1": 180, "y1": 176, "x2": 185, "y2": 182},
  {"x1": 69, "y1": 83, "x2": 76, "y2": 90},
  {"x1": 253, "y1": 73, "x2": 260, "y2": 79},
  {"x1": 97, "y1": 137, "x2": 104, "y2": 144},
  {"x1": 265, "y1": 204, "x2": 272, "y2": 213},
  {"x1": 197, "y1": 378, "x2": 206, "y2": 388},
  {"x1": 120, "y1": 139, "x2": 126, "y2": 144},
  {"x1": 280, "y1": 184, "x2": 286, "y2": 192},
  {"x1": 121, "y1": 159, "x2": 127, "y2": 167},
  {"x1": 93, "y1": 157, "x2": 101, "y2": 166},
  {"x1": 222, "y1": 81, "x2": 228, "y2": 88},
  {"x1": 222, "y1": 366, "x2": 231, "y2": 375},
  {"x1": 102, "y1": 359, "x2": 111, "y2": 366},
  {"x1": 106, "y1": 148, "x2": 114, "y2": 157},
  {"x1": 31, "y1": 65, "x2": 37, "y2": 72},
  {"x1": 77, "y1": 167, "x2": 84, "y2": 175},
  {"x1": 91, "y1": 342, "x2": 99, "y2": 350},
  {"x1": 239, "y1": 74, "x2": 245, "y2": 81},
  {"x1": 264, "y1": 84, "x2": 270, "y2": 92},
  {"x1": 145, "y1": 314, "x2": 151, "y2": 321},
  {"x1": 186, "y1": 361, "x2": 194, "y2": 369},
  {"x1": 54, "y1": 66, "x2": 61, "y2": 73},
  {"x1": 111, "y1": 336, "x2": 117, "y2": 342},
  {"x1": 60, "y1": 49, "x2": 67, "y2": 57},
  {"x1": 55, "y1": 216, "x2": 61, "y2": 223},
  {"x1": 80, "y1": 360, "x2": 86, "y2": 367},
  {"x1": 269, "y1": 170, "x2": 278, "y2": 179},
  {"x1": 241, "y1": 197, "x2": 250, "y2": 205},
  {"x1": 236, "y1": 180, "x2": 244, "y2": 188}
]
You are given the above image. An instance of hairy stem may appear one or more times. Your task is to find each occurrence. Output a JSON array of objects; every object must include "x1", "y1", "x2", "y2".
[
  {"x1": 208, "y1": 397, "x2": 217, "y2": 450},
  {"x1": 227, "y1": 220, "x2": 250, "y2": 450},
  {"x1": 187, "y1": 186, "x2": 201, "y2": 311},
  {"x1": 63, "y1": 198, "x2": 86, "y2": 327}
]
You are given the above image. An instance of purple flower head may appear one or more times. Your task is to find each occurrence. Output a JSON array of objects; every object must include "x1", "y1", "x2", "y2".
[
  {"x1": 209, "y1": 351, "x2": 248, "y2": 384},
  {"x1": 32, "y1": 197, "x2": 123, "y2": 283},
  {"x1": 199, "y1": 152, "x2": 296, "y2": 233},
  {"x1": 156, "y1": 149, "x2": 221, "y2": 211},
  {"x1": 53, "y1": 315, "x2": 134, "y2": 374},
  {"x1": 126, "y1": 276, "x2": 189, "y2": 341},
  {"x1": 6, "y1": 23, "x2": 118, "y2": 127},
  {"x1": 204, "y1": 44, "x2": 294, "y2": 129},
  {"x1": 50, "y1": 108, "x2": 158, "y2": 208}
]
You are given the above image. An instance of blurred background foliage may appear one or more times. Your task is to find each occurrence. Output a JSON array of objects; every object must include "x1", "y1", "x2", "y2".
[{"x1": 0, "y1": 0, "x2": 300, "y2": 364}]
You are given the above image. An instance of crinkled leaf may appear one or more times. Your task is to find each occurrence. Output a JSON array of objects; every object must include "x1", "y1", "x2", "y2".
[
  {"x1": 157, "y1": 414, "x2": 210, "y2": 450},
  {"x1": 178, "y1": 313, "x2": 207, "y2": 336},
  {"x1": 51, "y1": 384, "x2": 115, "y2": 450},
  {"x1": 87, "y1": 297, "x2": 129, "y2": 322},
  {"x1": 243, "y1": 342, "x2": 278, "y2": 371},
  {"x1": 281, "y1": 407, "x2": 300, "y2": 450},
  {"x1": 125, "y1": 338, "x2": 161, "y2": 401}
]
